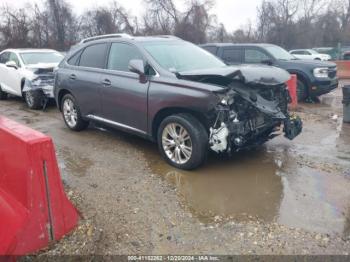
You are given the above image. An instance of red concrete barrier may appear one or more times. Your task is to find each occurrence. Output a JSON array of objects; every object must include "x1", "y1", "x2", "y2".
[
  {"x1": 286, "y1": 74, "x2": 298, "y2": 109},
  {"x1": 0, "y1": 116, "x2": 79, "y2": 255},
  {"x1": 335, "y1": 61, "x2": 350, "y2": 79}
]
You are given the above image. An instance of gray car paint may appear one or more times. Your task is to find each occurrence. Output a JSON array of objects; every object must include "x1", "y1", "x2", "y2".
[{"x1": 54, "y1": 38, "x2": 289, "y2": 141}]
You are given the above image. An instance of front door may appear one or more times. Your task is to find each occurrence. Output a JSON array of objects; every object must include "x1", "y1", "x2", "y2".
[
  {"x1": 100, "y1": 42, "x2": 149, "y2": 133},
  {"x1": 0, "y1": 52, "x2": 22, "y2": 96}
]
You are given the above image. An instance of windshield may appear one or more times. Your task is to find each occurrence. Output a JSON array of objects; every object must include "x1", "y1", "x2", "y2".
[
  {"x1": 265, "y1": 46, "x2": 296, "y2": 60},
  {"x1": 20, "y1": 52, "x2": 64, "y2": 65},
  {"x1": 142, "y1": 41, "x2": 226, "y2": 72}
]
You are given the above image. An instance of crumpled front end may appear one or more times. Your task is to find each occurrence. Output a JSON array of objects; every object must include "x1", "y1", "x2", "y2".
[
  {"x1": 208, "y1": 82, "x2": 302, "y2": 153},
  {"x1": 22, "y1": 68, "x2": 55, "y2": 98},
  {"x1": 177, "y1": 66, "x2": 303, "y2": 154}
]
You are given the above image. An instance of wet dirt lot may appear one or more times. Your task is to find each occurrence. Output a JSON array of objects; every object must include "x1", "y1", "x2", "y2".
[{"x1": 1, "y1": 83, "x2": 350, "y2": 255}]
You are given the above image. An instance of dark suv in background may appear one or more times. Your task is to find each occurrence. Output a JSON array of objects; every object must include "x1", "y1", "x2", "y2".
[
  {"x1": 201, "y1": 43, "x2": 338, "y2": 101},
  {"x1": 54, "y1": 34, "x2": 302, "y2": 170}
]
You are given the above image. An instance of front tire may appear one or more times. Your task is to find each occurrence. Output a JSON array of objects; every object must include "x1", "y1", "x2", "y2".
[
  {"x1": 297, "y1": 79, "x2": 308, "y2": 102},
  {"x1": 0, "y1": 85, "x2": 8, "y2": 100},
  {"x1": 157, "y1": 113, "x2": 208, "y2": 170},
  {"x1": 61, "y1": 94, "x2": 89, "y2": 131},
  {"x1": 24, "y1": 90, "x2": 45, "y2": 109}
]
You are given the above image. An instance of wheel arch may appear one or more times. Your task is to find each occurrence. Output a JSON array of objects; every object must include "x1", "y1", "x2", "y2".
[
  {"x1": 57, "y1": 89, "x2": 72, "y2": 111},
  {"x1": 288, "y1": 70, "x2": 310, "y2": 86},
  {"x1": 151, "y1": 107, "x2": 209, "y2": 141},
  {"x1": 20, "y1": 78, "x2": 26, "y2": 96}
]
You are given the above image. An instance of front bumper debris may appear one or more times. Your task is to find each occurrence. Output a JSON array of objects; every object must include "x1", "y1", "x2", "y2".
[
  {"x1": 23, "y1": 77, "x2": 55, "y2": 98},
  {"x1": 284, "y1": 115, "x2": 303, "y2": 140}
]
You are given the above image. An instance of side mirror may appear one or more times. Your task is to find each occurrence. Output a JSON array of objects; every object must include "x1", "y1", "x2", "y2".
[
  {"x1": 129, "y1": 59, "x2": 145, "y2": 75},
  {"x1": 261, "y1": 59, "x2": 274, "y2": 66},
  {"x1": 5, "y1": 61, "x2": 18, "y2": 69}
]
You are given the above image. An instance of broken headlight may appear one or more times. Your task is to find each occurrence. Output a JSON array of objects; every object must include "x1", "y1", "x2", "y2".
[
  {"x1": 216, "y1": 93, "x2": 234, "y2": 106},
  {"x1": 31, "y1": 78, "x2": 42, "y2": 86}
]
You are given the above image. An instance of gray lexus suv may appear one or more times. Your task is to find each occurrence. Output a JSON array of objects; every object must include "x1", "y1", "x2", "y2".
[{"x1": 54, "y1": 34, "x2": 302, "y2": 170}]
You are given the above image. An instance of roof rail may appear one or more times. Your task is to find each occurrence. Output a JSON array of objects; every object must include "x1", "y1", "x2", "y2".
[
  {"x1": 153, "y1": 35, "x2": 181, "y2": 40},
  {"x1": 80, "y1": 33, "x2": 133, "y2": 44}
]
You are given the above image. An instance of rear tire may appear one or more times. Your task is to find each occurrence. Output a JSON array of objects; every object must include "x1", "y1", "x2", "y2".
[
  {"x1": 0, "y1": 85, "x2": 8, "y2": 100},
  {"x1": 157, "y1": 113, "x2": 208, "y2": 170},
  {"x1": 297, "y1": 79, "x2": 308, "y2": 102},
  {"x1": 61, "y1": 94, "x2": 89, "y2": 131},
  {"x1": 24, "y1": 90, "x2": 45, "y2": 109}
]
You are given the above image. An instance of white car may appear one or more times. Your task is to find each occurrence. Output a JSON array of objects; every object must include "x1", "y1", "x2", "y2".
[
  {"x1": 0, "y1": 49, "x2": 64, "y2": 109},
  {"x1": 289, "y1": 49, "x2": 331, "y2": 61}
]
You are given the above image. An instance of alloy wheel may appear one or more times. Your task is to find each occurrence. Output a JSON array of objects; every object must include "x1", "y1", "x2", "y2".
[
  {"x1": 162, "y1": 123, "x2": 193, "y2": 164},
  {"x1": 25, "y1": 92, "x2": 35, "y2": 107},
  {"x1": 63, "y1": 98, "x2": 78, "y2": 128}
]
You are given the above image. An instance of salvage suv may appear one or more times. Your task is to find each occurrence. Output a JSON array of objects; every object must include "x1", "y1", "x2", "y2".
[{"x1": 54, "y1": 34, "x2": 302, "y2": 170}]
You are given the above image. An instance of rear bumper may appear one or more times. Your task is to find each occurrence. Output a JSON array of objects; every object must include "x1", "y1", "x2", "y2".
[{"x1": 309, "y1": 78, "x2": 339, "y2": 97}]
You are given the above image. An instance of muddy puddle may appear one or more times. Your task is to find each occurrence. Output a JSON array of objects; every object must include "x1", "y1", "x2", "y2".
[
  {"x1": 142, "y1": 120, "x2": 350, "y2": 236},
  {"x1": 58, "y1": 147, "x2": 94, "y2": 179}
]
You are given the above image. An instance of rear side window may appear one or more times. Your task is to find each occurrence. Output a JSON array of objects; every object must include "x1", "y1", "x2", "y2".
[
  {"x1": 79, "y1": 43, "x2": 108, "y2": 69},
  {"x1": 107, "y1": 43, "x2": 143, "y2": 72},
  {"x1": 0, "y1": 52, "x2": 10, "y2": 64},
  {"x1": 244, "y1": 48, "x2": 270, "y2": 63},
  {"x1": 202, "y1": 46, "x2": 218, "y2": 55},
  {"x1": 67, "y1": 50, "x2": 83, "y2": 66},
  {"x1": 222, "y1": 48, "x2": 242, "y2": 64}
]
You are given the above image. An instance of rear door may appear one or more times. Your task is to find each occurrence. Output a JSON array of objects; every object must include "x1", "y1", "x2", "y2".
[
  {"x1": 100, "y1": 42, "x2": 149, "y2": 133},
  {"x1": 66, "y1": 43, "x2": 109, "y2": 116},
  {"x1": 201, "y1": 46, "x2": 218, "y2": 56}
]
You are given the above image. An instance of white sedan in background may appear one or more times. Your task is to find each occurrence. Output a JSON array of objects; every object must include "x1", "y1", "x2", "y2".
[
  {"x1": 289, "y1": 49, "x2": 331, "y2": 61},
  {"x1": 0, "y1": 49, "x2": 64, "y2": 109}
]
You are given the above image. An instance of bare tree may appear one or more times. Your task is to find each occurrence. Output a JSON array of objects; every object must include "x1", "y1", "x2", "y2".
[
  {"x1": 142, "y1": 0, "x2": 215, "y2": 43},
  {"x1": 0, "y1": 5, "x2": 31, "y2": 48},
  {"x1": 1, "y1": 0, "x2": 350, "y2": 51},
  {"x1": 79, "y1": 1, "x2": 135, "y2": 38}
]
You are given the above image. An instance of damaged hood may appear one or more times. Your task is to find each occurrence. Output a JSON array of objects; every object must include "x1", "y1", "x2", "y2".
[
  {"x1": 178, "y1": 64, "x2": 291, "y2": 86},
  {"x1": 25, "y1": 63, "x2": 58, "y2": 71}
]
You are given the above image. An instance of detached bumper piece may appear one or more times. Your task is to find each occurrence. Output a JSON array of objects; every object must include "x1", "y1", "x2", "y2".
[{"x1": 284, "y1": 115, "x2": 302, "y2": 140}]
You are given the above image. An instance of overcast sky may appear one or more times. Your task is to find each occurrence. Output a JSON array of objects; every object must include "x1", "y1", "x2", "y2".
[{"x1": 2, "y1": 0, "x2": 262, "y2": 32}]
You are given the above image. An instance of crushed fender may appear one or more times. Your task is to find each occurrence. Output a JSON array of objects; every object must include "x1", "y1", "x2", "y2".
[
  {"x1": 177, "y1": 65, "x2": 302, "y2": 153},
  {"x1": 22, "y1": 66, "x2": 56, "y2": 110}
]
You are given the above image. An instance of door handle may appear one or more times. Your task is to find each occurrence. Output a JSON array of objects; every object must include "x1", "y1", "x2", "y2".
[
  {"x1": 101, "y1": 79, "x2": 111, "y2": 86},
  {"x1": 69, "y1": 74, "x2": 76, "y2": 80}
]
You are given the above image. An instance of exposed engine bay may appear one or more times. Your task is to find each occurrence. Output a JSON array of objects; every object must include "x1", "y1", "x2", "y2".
[{"x1": 178, "y1": 65, "x2": 303, "y2": 153}]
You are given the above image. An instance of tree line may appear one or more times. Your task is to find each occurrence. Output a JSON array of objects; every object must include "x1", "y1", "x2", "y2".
[{"x1": 0, "y1": 0, "x2": 349, "y2": 51}]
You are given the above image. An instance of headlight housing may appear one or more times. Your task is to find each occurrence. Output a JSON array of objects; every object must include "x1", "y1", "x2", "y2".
[
  {"x1": 313, "y1": 67, "x2": 329, "y2": 78},
  {"x1": 216, "y1": 93, "x2": 234, "y2": 106},
  {"x1": 31, "y1": 78, "x2": 42, "y2": 86}
]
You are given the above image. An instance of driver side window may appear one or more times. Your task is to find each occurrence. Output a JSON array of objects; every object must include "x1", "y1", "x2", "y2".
[
  {"x1": 9, "y1": 52, "x2": 21, "y2": 67},
  {"x1": 245, "y1": 48, "x2": 269, "y2": 63},
  {"x1": 107, "y1": 43, "x2": 143, "y2": 72}
]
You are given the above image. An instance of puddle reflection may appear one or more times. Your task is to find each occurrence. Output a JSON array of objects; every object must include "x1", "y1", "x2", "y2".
[{"x1": 147, "y1": 148, "x2": 283, "y2": 223}]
